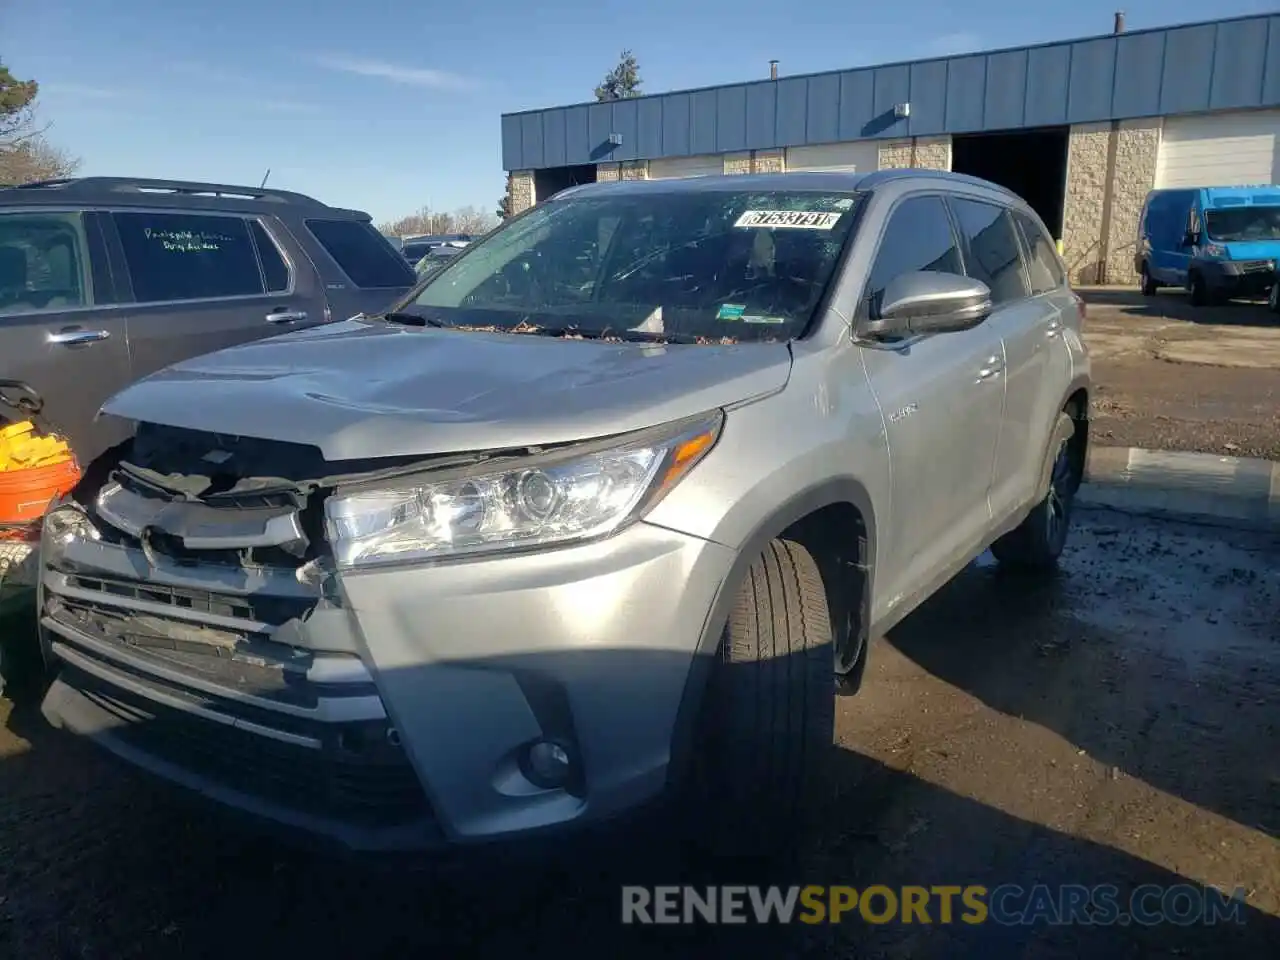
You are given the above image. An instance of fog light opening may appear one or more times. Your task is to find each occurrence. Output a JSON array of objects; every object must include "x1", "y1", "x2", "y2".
[{"x1": 522, "y1": 738, "x2": 576, "y2": 790}]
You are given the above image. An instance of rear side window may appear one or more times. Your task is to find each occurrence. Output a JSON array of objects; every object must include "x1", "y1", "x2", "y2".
[
  {"x1": 1012, "y1": 210, "x2": 1065, "y2": 294},
  {"x1": 113, "y1": 212, "x2": 264, "y2": 302},
  {"x1": 0, "y1": 211, "x2": 90, "y2": 316},
  {"x1": 861, "y1": 195, "x2": 963, "y2": 317},
  {"x1": 305, "y1": 219, "x2": 415, "y2": 289},
  {"x1": 950, "y1": 199, "x2": 1030, "y2": 304},
  {"x1": 249, "y1": 220, "x2": 290, "y2": 293}
]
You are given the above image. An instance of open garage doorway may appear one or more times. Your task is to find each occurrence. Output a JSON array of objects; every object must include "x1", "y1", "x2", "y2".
[
  {"x1": 534, "y1": 165, "x2": 596, "y2": 203},
  {"x1": 951, "y1": 127, "x2": 1069, "y2": 239}
]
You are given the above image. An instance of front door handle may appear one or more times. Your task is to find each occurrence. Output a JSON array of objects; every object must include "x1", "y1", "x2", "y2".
[
  {"x1": 266, "y1": 309, "x2": 308, "y2": 324},
  {"x1": 976, "y1": 354, "x2": 1004, "y2": 382},
  {"x1": 47, "y1": 328, "x2": 110, "y2": 346}
]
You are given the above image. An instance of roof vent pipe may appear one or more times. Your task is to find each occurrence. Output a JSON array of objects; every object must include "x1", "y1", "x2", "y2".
[
  {"x1": 769, "y1": 60, "x2": 778, "y2": 80},
  {"x1": 1114, "y1": 11, "x2": 1125, "y2": 33}
]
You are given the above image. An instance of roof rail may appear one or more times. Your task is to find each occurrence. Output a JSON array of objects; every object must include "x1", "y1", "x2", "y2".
[
  {"x1": 859, "y1": 167, "x2": 1023, "y2": 200},
  {"x1": 9, "y1": 176, "x2": 323, "y2": 206}
]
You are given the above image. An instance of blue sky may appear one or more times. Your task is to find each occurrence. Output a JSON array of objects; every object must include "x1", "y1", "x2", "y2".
[{"x1": 3, "y1": 0, "x2": 1274, "y2": 225}]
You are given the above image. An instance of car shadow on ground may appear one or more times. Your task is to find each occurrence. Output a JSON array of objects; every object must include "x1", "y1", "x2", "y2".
[
  {"x1": 1, "y1": 609, "x2": 1278, "y2": 959},
  {"x1": 2, "y1": 695, "x2": 1277, "y2": 959},
  {"x1": 1079, "y1": 287, "x2": 1275, "y2": 328},
  {"x1": 884, "y1": 512, "x2": 1280, "y2": 844}
]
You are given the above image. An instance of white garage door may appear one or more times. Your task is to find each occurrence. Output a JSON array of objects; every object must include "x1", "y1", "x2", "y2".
[
  {"x1": 648, "y1": 154, "x2": 724, "y2": 179},
  {"x1": 1156, "y1": 109, "x2": 1280, "y2": 188},
  {"x1": 785, "y1": 141, "x2": 880, "y2": 174}
]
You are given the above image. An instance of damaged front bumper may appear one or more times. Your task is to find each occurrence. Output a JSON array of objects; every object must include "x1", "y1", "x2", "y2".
[{"x1": 37, "y1": 441, "x2": 734, "y2": 854}]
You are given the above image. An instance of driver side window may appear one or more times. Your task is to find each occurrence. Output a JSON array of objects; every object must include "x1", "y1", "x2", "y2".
[{"x1": 858, "y1": 195, "x2": 963, "y2": 323}]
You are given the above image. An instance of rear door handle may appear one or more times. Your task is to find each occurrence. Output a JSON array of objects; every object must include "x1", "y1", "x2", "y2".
[
  {"x1": 266, "y1": 309, "x2": 308, "y2": 324},
  {"x1": 977, "y1": 354, "x2": 1004, "y2": 382},
  {"x1": 47, "y1": 328, "x2": 110, "y2": 346}
]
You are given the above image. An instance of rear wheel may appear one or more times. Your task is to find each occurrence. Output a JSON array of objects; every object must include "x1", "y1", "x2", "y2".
[
  {"x1": 1269, "y1": 281, "x2": 1280, "y2": 314},
  {"x1": 1140, "y1": 264, "x2": 1159, "y2": 296},
  {"x1": 686, "y1": 538, "x2": 835, "y2": 858},
  {"x1": 992, "y1": 413, "x2": 1080, "y2": 571}
]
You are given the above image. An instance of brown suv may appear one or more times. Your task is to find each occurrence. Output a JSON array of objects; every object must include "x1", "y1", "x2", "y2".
[{"x1": 0, "y1": 177, "x2": 416, "y2": 462}]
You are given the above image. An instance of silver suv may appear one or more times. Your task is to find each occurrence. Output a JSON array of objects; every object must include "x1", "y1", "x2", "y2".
[{"x1": 36, "y1": 171, "x2": 1089, "y2": 854}]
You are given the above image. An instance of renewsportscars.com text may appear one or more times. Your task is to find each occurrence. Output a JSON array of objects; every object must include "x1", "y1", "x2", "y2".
[{"x1": 621, "y1": 884, "x2": 1248, "y2": 926}]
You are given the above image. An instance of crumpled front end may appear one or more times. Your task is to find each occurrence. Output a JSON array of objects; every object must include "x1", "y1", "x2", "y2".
[
  {"x1": 36, "y1": 428, "x2": 440, "y2": 851},
  {"x1": 36, "y1": 422, "x2": 733, "y2": 853}
]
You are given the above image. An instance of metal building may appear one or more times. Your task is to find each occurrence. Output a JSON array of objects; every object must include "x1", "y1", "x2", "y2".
[{"x1": 500, "y1": 12, "x2": 1280, "y2": 284}]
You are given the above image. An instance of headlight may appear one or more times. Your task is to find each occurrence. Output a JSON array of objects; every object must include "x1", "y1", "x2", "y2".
[
  {"x1": 324, "y1": 413, "x2": 722, "y2": 568},
  {"x1": 42, "y1": 503, "x2": 99, "y2": 546}
]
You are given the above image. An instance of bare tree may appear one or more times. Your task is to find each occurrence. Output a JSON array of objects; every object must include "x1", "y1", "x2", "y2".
[
  {"x1": 379, "y1": 204, "x2": 499, "y2": 238},
  {"x1": 0, "y1": 135, "x2": 79, "y2": 185},
  {"x1": 0, "y1": 60, "x2": 80, "y2": 185}
]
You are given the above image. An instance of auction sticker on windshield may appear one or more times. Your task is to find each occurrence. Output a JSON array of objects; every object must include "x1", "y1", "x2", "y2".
[{"x1": 734, "y1": 210, "x2": 843, "y2": 230}]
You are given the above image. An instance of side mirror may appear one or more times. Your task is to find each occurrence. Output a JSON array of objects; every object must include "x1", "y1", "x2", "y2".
[{"x1": 862, "y1": 271, "x2": 993, "y2": 339}]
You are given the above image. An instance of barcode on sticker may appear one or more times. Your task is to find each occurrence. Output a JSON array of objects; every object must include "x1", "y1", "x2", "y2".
[{"x1": 734, "y1": 210, "x2": 843, "y2": 230}]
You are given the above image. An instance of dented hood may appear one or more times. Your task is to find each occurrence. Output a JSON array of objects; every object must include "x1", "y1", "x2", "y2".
[{"x1": 102, "y1": 320, "x2": 793, "y2": 461}]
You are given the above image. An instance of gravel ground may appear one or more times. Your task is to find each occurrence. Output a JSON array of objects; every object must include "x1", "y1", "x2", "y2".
[
  {"x1": 1081, "y1": 288, "x2": 1280, "y2": 459},
  {"x1": 2, "y1": 509, "x2": 1277, "y2": 959}
]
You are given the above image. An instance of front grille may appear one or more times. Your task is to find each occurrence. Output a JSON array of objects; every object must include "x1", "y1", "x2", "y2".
[
  {"x1": 49, "y1": 595, "x2": 324, "y2": 709},
  {"x1": 65, "y1": 573, "x2": 314, "y2": 628},
  {"x1": 66, "y1": 664, "x2": 432, "y2": 828}
]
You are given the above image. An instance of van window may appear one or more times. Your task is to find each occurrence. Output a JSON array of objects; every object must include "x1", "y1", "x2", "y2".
[
  {"x1": 113, "y1": 212, "x2": 265, "y2": 302},
  {"x1": 1204, "y1": 206, "x2": 1280, "y2": 242},
  {"x1": 0, "y1": 212, "x2": 90, "y2": 316},
  {"x1": 950, "y1": 198, "x2": 1030, "y2": 304},
  {"x1": 305, "y1": 219, "x2": 416, "y2": 289},
  {"x1": 1012, "y1": 210, "x2": 1065, "y2": 294}
]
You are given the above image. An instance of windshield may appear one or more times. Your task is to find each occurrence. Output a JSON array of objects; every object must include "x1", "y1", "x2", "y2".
[
  {"x1": 396, "y1": 188, "x2": 863, "y2": 342},
  {"x1": 1204, "y1": 206, "x2": 1280, "y2": 242}
]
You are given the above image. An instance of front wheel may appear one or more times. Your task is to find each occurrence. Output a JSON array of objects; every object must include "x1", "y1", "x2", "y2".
[
  {"x1": 686, "y1": 538, "x2": 835, "y2": 858},
  {"x1": 1268, "y1": 282, "x2": 1280, "y2": 314}
]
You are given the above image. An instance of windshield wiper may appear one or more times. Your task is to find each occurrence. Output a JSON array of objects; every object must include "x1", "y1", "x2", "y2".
[
  {"x1": 363, "y1": 310, "x2": 447, "y2": 328},
  {"x1": 510, "y1": 325, "x2": 701, "y2": 344}
]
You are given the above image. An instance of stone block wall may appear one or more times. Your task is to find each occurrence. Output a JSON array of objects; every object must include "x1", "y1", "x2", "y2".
[
  {"x1": 913, "y1": 136, "x2": 952, "y2": 171},
  {"x1": 752, "y1": 149, "x2": 786, "y2": 173},
  {"x1": 509, "y1": 170, "x2": 535, "y2": 214},
  {"x1": 876, "y1": 138, "x2": 951, "y2": 171},
  {"x1": 619, "y1": 160, "x2": 648, "y2": 180},
  {"x1": 1061, "y1": 123, "x2": 1112, "y2": 285},
  {"x1": 1060, "y1": 119, "x2": 1162, "y2": 285},
  {"x1": 878, "y1": 141, "x2": 914, "y2": 170},
  {"x1": 1104, "y1": 119, "x2": 1161, "y2": 284}
]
